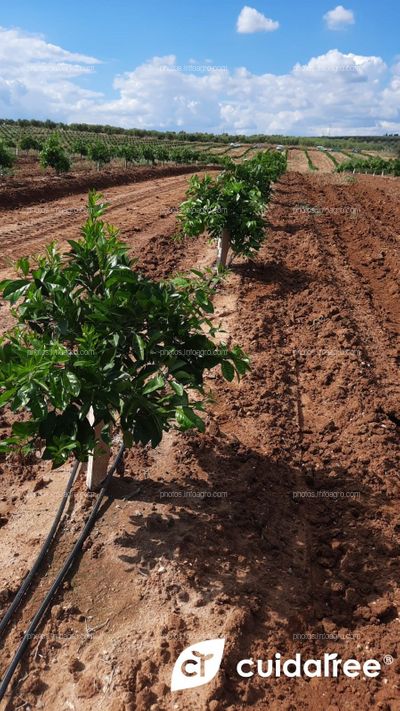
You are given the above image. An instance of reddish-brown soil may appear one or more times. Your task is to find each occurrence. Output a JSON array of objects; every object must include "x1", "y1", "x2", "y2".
[
  {"x1": 286, "y1": 150, "x2": 392, "y2": 173},
  {"x1": 287, "y1": 149, "x2": 309, "y2": 173},
  {"x1": 0, "y1": 171, "x2": 399, "y2": 711},
  {"x1": 0, "y1": 170, "x2": 211, "y2": 333},
  {"x1": 0, "y1": 156, "x2": 218, "y2": 211},
  {"x1": 334, "y1": 151, "x2": 354, "y2": 165},
  {"x1": 307, "y1": 151, "x2": 335, "y2": 172}
]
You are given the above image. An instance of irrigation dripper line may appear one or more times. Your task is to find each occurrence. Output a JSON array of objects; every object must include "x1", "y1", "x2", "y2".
[
  {"x1": 0, "y1": 459, "x2": 80, "y2": 641},
  {"x1": 0, "y1": 443, "x2": 125, "y2": 703}
]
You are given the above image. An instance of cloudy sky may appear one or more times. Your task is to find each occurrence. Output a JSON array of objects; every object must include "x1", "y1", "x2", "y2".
[{"x1": 0, "y1": 0, "x2": 399, "y2": 135}]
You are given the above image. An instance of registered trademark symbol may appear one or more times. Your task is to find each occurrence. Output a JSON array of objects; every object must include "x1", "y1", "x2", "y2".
[{"x1": 383, "y1": 654, "x2": 394, "y2": 666}]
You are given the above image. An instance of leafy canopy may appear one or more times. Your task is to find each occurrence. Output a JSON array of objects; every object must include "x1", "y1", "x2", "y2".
[
  {"x1": 178, "y1": 172, "x2": 266, "y2": 260},
  {"x1": 40, "y1": 134, "x2": 71, "y2": 174},
  {"x1": 177, "y1": 150, "x2": 287, "y2": 260},
  {"x1": 0, "y1": 141, "x2": 15, "y2": 172},
  {"x1": 88, "y1": 141, "x2": 111, "y2": 165},
  {"x1": 0, "y1": 192, "x2": 249, "y2": 468},
  {"x1": 71, "y1": 138, "x2": 89, "y2": 157},
  {"x1": 116, "y1": 143, "x2": 143, "y2": 164},
  {"x1": 337, "y1": 155, "x2": 400, "y2": 176},
  {"x1": 19, "y1": 135, "x2": 43, "y2": 152},
  {"x1": 230, "y1": 150, "x2": 287, "y2": 199}
]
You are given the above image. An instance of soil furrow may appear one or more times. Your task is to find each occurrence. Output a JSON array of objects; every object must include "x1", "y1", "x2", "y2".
[{"x1": 0, "y1": 171, "x2": 399, "y2": 711}]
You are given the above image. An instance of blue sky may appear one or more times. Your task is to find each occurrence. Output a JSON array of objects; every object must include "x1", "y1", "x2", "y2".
[{"x1": 0, "y1": 1, "x2": 399, "y2": 134}]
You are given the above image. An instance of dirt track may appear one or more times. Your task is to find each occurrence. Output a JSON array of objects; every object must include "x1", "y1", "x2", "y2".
[
  {"x1": 0, "y1": 159, "x2": 218, "y2": 211},
  {"x1": 308, "y1": 151, "x2": 335, "y2": 172},
  {"x1": 0, "y1": 171, "x2": 399, "y2": 710},
  {"x1": 287, "y1": 149, "x2": 309, "y2": 173}
]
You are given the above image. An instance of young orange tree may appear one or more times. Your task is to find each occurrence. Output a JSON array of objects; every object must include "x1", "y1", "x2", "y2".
[
  {"x1": 0, "y1": 140, "x2": 16, "y2": 175},
  {"x1": 88, "y1": 141, "x2": 111, "y2": 170},
  {"x1": 178, "y1": 172, "x2": 266, "y2": 268},
  {"x1": 40, "y1": 134, "x2": 71, "y2": 174},
  {"x1": 0, "y1": 193, "x2": 249, "y2": 469},
  {"x1": 177, "y1": 151, "x2": 286, "y2": 267},
  {"x1": 233, "y1": 150, "x2": 287, "y2": 197},
  {"x1": 19, "y1": 135, "x2": 43, "y2": 153}
]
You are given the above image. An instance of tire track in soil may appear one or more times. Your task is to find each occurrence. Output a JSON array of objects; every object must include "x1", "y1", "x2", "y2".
[
  {"x1": 0, "y1": 174, "x2": 203, "y2": 270},
  {"x1": 286, "y1": 172, "x2": 400, "y2": 341},
  {"x1": 1, "y1": 172, "x2": 399, "y2": 711},
  {"x1": 252, "y1": 173, "x2": 400, "y2": 710},
  {"x1": 296, "y1": 173, "x2": 399, "y2": 406}
]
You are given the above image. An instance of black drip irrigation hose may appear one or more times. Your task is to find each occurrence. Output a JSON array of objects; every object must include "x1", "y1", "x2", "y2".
[
  {"x1": 0, "y1": 459, "x2": 80, "y2": 640},
  {"x1": 0, "y1": 443, "x2": 125, "y2": 703}
]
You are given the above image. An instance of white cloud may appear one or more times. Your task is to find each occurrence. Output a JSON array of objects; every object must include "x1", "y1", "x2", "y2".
[
  {"x1": 324, "y1": 5, "x2": 355, "y2": 30},
  {"x1": 236, "y1": 6, "x2": 279, "y2": 33},
  {"x1": 293, "y1": 49, "x2": 385, "y2": 80},
  {"x1": 0, "y1": 26, "x2": 102, "y2": 120},
  {"x1": 0, "y1": 26, "x2": 99, "y2": 66},
  {"x1": 1, "y1": 26, "x2": 399, "y2": 136},
  {"x1": 87, "y1": 50, "x2": 397, "y2": 135}
]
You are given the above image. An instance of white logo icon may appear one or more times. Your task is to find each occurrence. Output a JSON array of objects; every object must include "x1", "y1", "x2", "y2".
[{"x1": 171, "y1": 638, "x2": 225, "y2": 691}]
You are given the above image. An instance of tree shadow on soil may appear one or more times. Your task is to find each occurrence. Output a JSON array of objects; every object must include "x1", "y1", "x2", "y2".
[
  {"x1": 5, "y1": 430, "x2": 397, "y2": 709},
  {"x1": 231, "y1": 260, "x2": 311, "y2": 296},
  {"x1": 110, "y1": 432, "x2": 399, "y2": 645}
]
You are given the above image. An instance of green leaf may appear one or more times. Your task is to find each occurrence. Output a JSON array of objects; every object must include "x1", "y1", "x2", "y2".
[
  {"x1": 170, "y1": 380, "x2": 184, "y2": 397},
  {"x1": 3, "y1": 279, "x2": 30, "y2": 299},
  {"x1": 12, "y1": 420, "x2": 38, "y2": 437},
  {"x1": 0, "y1": 388, "x2": 16, "y2": 407},
  {"x1": 64, "y1": 371, "x2": 81, "y2": 397},
  {"x1": 16, "y1": 257, "x2": 30, "y2": 276},
  {"x1": 142, "y1": 375, "x2": 165, "y2": 395},
  {"x1": 195, "y1": 290, "x2": 214, "y2": 313},
  {"x1": 134, "y1": 333, "x2": 145, "y2": 360},
  {"x1": 175, "y1": 406, "x2": 205, "y2": 432},
  {"x1": 172, "y1": 277, "x2": 190, "y2": 288},
  {"x1": 0, "y1": 279, "x2": 12, "y2": 292},
  {"x1": 221, "y1": 360, "x2": 235, "y2": 382}
]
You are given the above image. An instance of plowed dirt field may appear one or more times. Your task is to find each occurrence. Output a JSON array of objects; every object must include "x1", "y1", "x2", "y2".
[{"x1": 0, "y1": 170, "x2": 399, "y2": 711}]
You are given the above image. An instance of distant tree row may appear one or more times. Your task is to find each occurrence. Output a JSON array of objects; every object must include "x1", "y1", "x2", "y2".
[
  {"x1": 1, "y1": 118, "x2": 399, "y2": 153},
  {"x1": 0, "y1": 133, "x2": 231, "y2": 175},
  {"x1": 337, "y1": 155, "x2": 400, "y2": 176}
]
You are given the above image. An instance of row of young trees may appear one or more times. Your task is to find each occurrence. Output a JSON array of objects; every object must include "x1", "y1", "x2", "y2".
[
  {"x1": 0, "y1": 133, "x2": 232, "y2": 176},
  {"x1": 0, "y1": 151, "x2": 286, "y2": 477},
  {"x1": 337, "y1": 155, "x2": 400, "y2": 176},
  {"x1": 2, "y1": 118, "x2": 399, "y2": 153},
  {"x1": 178, "y1": 150, "x2": 287, "y2": 267}
]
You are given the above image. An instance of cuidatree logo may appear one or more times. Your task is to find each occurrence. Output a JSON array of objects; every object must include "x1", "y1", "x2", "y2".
[
  {"x1": 171, "y1": 643, "x2": 385, "y2": 691},
  {"x1": 171, "y1": 639, "x2": 225, "y2": 691}
]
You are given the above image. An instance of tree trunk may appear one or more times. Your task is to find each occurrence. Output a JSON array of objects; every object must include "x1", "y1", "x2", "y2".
[
  {"x1": 84, "y1": 407, "x2": 111, "y2": 491},
  {"x1": 216, "y1": 227, "x2": 231, "y2": 268}
]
